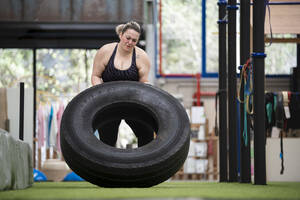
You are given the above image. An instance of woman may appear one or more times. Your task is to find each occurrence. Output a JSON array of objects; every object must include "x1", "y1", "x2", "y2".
[
  {"x1": 91, "y1": 21, "x2": 150, "y2": 85},
  {"x1": 91, "y1": 21, "x2": 153, "y2": 147}
]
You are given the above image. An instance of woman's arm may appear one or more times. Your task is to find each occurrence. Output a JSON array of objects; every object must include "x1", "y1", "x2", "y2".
[
  {"x1": 91, "y1": 45, "x2": 110, "y2": 85},
  {"x1": 136, "y1": 48, "x2": 151, "y2": 83}
]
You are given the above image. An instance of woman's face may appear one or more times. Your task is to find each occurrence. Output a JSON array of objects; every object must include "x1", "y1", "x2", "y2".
[{"x1": 119, "y1": 29, "x2": 140, "y2": 52}]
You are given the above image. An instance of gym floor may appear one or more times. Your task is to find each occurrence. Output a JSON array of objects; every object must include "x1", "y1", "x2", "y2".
[{"x1": 0, "y1": 181, "x2": 299, "y2": 200}]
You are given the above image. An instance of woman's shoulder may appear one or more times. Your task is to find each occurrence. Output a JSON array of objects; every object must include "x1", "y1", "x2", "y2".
[
  {"x1": 99, "y1": 42, "x2": 117, "y2": 52},
  {"x1": 135, "y1": 46, "x2": 150, "y2": 67},
  {"x1": 135, "y1": 46, "x2": 149, "y2": 59},
  {"x1": 96, "y1": 42, "x2": 117, "y2": 57}
]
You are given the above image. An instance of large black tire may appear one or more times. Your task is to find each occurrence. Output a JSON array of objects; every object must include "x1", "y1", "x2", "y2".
[{"x1": 60, "y1": 81, "x2": 190, "y2": 187}]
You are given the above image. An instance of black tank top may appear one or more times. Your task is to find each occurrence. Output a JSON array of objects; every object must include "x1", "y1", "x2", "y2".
[{"x1": 102, "y1": 44, "x2": 139, "y2": 82}]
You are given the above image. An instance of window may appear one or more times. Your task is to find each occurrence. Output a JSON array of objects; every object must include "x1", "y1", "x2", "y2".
[
  {"x1": 0, "y1": 48, "x2": 97, "y2": 103},
  {"x1": 159, "y1": 1, "x2": 297, "y2": 77},
  {"x1": 161, "y1": 0, "x2": 202, "y2": 75},
  {"x1": 0, "y1": 49, "x2": 33, "y2": 87},
  {"x1": 265, "y1": 34, "x2": 297, "y2": 75},
  {"x1": 206, "y1": 0, "x2": 219, "y2": 74},
  {"x1": 36, "y1": 49, "x2": 96, "y2": 103}
]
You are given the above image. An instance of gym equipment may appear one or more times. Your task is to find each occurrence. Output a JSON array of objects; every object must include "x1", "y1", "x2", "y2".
[
  {"x1": 33, "y1": 169, "x2": 47, "y2": 182},
  {"x1": 41, "y1": 159, "x2": 71, "y2": 182},
  {"x1": 63, "y1": 172, "x2": 84, "y2": 181},
  {"x1": 60, "y1": 81, "x2": 190, "y2": 187}
]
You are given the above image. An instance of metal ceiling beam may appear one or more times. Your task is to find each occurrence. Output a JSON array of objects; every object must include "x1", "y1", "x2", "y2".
[{"x1": 0, "y1": 22, "x2": 145, "y2": 49}]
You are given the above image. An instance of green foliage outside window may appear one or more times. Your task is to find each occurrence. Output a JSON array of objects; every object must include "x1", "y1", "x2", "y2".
[
  {"x1": 161, "y1": 0, "x2": 202, "y2": 74},
  {"x1": 206, "y1": 0, "x2": 219, "y2": 73},
  {"x1": 161, "y1": 0, "x2": 296, "y2": 75},
  {"x1": 265, "y1": 34, "x2": 297, "y2": 74},
  {"x1": 0, "y1": 49, "x2": 33, "y2": 87},
  {"x1": 0, "y1": 48, "x2": 97, "y2": 104}
]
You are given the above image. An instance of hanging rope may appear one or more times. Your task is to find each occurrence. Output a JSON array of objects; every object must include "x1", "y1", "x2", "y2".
[
  {"x1": 264, "y1": 0, "x2": 273, "y2": 47},
  {"x1": 237, "y1": 58, "x2": 253, "y2": 146}
]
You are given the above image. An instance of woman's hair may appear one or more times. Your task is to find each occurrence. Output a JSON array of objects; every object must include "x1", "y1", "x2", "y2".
[{"x1": 115, "y1": 21, "x2": 141, "y2": 35}]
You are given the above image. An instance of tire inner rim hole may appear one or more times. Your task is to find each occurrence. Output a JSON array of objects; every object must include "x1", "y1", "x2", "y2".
[{"x1": 92, "y1": 102, "x2": 159, "y2": 149}]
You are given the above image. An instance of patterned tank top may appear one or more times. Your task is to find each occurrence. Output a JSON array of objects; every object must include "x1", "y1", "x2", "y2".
[{"x1": 102, "y1": 44, "x2": 139, "y2": 82}]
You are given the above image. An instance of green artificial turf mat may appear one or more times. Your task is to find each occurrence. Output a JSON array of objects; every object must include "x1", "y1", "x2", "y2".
[{"x1": 0, "y1": 181, "x2": 300, "y2": 200}]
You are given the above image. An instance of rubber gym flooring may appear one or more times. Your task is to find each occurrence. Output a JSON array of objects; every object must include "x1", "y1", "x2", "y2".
[{"x1": 0, "y1": 181, "x2": 299, "y2": 200}]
